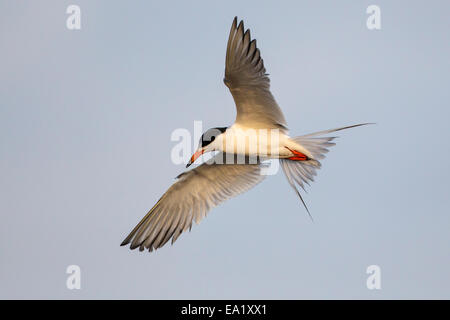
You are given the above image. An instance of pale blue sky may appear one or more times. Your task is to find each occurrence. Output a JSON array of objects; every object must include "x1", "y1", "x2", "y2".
[{"x1": 1, "y1": 0, "x2": 449, "y2": 299}]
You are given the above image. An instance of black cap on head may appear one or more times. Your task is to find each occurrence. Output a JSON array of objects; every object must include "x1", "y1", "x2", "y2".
[{"x1": 200, "y1": 127, "x2": 227, "y2": 148}]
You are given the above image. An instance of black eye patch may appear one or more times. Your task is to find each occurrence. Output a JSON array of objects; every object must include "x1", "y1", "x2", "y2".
[
  {"x1": 200, "y1": 127, "x2": 227, "y2": 148},
  {"x1": 201, "y1": 134, "x2": 216, "y2": 147}
]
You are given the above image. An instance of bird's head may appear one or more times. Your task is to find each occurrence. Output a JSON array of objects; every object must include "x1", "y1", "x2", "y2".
[{"x1": 186, "y1": 127, "x2": 227, "y2": 168}]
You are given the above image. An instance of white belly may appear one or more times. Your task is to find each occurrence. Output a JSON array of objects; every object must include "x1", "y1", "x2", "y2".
[{"x1": 215, "y1": 124, "x2": 307, "y2": 159}]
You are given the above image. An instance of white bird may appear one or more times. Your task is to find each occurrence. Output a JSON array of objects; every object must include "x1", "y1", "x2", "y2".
[{"x1": 121, "y1": 17, "x2": 370, "y2": 252}]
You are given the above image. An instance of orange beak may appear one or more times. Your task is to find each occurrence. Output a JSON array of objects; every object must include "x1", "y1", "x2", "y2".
[{"x1": 186, "y1": 148, "x2": 205, "y2": 168}]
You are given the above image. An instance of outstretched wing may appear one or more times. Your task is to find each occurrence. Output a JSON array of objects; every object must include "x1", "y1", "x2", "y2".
[
  {"x1": 121, "y1": 154, "x2": 266, "y2": 252},
  {"x1": 224, "y1": 17, "x2": 288, "y2": 132}
]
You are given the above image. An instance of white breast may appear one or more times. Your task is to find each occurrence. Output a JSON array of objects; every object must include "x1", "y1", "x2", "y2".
[{"x1": 213, "y1": 123, "x2": 294, "y2": 158}]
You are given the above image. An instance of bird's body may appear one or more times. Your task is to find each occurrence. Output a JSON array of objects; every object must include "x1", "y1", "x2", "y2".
[
  {"x1": 121, "y1": 17, "x2": 370, "y2": 252},
  {"x1": 209, "y1": 123, "x2": 309, "y2": 159}
]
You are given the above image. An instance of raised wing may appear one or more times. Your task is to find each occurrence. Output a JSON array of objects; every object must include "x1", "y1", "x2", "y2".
[
  {"x1": 224, "y1": 17, "x2": 288, "y2": 132},
  {"x1": 121, "y1": 154, "x2": 266, "y2": 252}
]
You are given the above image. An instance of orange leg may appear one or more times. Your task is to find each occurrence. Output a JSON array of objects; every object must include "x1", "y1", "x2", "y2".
[{"x1": 285, "y1": 147, "x2": 310, "y2": 161}]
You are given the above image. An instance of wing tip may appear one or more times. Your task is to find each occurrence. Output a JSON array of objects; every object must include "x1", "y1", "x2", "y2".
[
  {"x1": 237, "y1": 19, "x2": 244, "y2": 31},
  {"x1": 129, "y1": 243, "x2": 140, "y2": 250},
  {"x1": 120, "y1": 236, "x2": 132, "y2": 247}
]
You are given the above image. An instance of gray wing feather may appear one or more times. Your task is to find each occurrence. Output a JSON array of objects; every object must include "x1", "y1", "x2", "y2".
[
  {"x1": 121, "y1": 153, "x2": 266, "y2": 252},
  {"x1": 224, "y1": 17, "x2": 288, "y2": 131}
]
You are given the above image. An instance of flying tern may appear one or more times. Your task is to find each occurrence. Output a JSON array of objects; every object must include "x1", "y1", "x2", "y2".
[{"x1": 121, "y1": 17, "x2": 370, "y2": 252}]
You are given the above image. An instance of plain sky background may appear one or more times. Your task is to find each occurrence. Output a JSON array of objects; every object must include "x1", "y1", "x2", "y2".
[{"x1": 1, "y1": 0, "x2": 449, "y2": 299}]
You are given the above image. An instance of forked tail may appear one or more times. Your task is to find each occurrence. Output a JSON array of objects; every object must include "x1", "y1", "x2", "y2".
[{"x1": 280, "y1": 123, "x2": 372, "y2": 219}]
